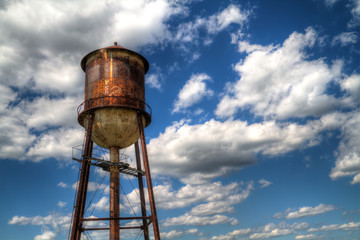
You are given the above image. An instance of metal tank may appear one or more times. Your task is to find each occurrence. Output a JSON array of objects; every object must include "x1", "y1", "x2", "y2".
[{"x1": 77, "y1": 42, "x2": 151, "y2": 149}]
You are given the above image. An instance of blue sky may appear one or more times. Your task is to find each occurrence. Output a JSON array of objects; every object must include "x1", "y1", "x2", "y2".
[{"x1": 0, "y1": 0, "x2": 359, "y2": 239}]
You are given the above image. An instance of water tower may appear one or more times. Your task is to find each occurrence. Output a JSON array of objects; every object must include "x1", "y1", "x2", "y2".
[{"x1": 70, "y1": 43, "x2": 160, "y2": 240}]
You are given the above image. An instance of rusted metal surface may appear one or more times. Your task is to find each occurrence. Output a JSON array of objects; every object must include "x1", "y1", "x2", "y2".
[
  {"x1": 78, "y1": 43, "x2": 150, "y2": 125},
  {"x1": 137, "y1": 111, "x2": 161, "y2": 240},
  {"x1": 70, "y1": 113, "x2": 94, "y2": 240},
  {"x1": 110, "y1": 147, "x2": 120, "y2": 240},
  {"x1": 77, "y1": 43, "x2": 151, "y2": 149},
  {"x1": 135, "y1": 141, "x2": 150, "y2": 240},
  {"x1": 83, "y1": 226, "x2": 144, "y2": 231},
  {"x1": 83, "y1": 216, "x2": 150, "y2": 221},
  {"x1": 77, "y1": 96, "x2": 151, "y2": 126}
]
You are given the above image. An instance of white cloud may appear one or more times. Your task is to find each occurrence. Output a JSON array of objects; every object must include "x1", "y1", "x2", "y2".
[
  {"x1": 125, "y1": 181, "x2": 253, "y2": 213},
  {"x1": 0, "y1": 85, "x2": 16, "y2": 107},
  {"x1": 274, "y1": 204, "x2": 336, "y2": 219},
  {"x1": 249, "y1": 222, "x2": 309, "y2": 239},
  {"x1": 57, "y1": 201, "x2": 67, "y2": 208},
  {"x1": 348, "y1": 0, "x2": 360, "y2": 28},
  {"x1": 148, "y1": 112, "x2": 347, "y2": 183},
  {"x1": 161, "y1": 230, "x2": 184, "y2": 239},
  {"x1": 161, "y1": 229, "x2": 198, "y2": 239},
  {"x1": 90, "y1": 196, "x2": 109, "y2": 212},
  {"x1": 34, "y1": 231, "x2": 56, "y2": 240},
  {"x1": 172, "y1": 73, "x2": 213, "y2": 113},
  {"x1": 258, "y1": 179, "x2": 272, "y2": 188},
  {"x1": 0, "y1": 111, "x2": 36, "y2": 160},
  {"x1": 146, "y1": 74, "x2": 162, "y2": 90},
  {"x1": 332, "y1": 32, "x2": 359, "y2": 46},
  {"x1": 211, "y1": 228, "x2": 252, "y2": 239},
  {"x1": 163, "y1": 213, "x2": 237, "y2": 227},
  {"x1": 173, "y1": 4, "x2": 249, "y2": 48},
  {"x1": 72, "y1": 181, "x2": 109, "y2": 194},
  {"x1": 330, "y1": 111, "x2": 360, "y2": 183},
  {"x1": 189, "y1": 201, "x2": 235, "y2": 216},
  {"x1": 145, "y1": 63, "x2": 165, "y2": 90},
  {"x1": 8, "y1": 213, "x2": 71, "y2": 231},
  {"x1": 350, "y1": 173, "x2": 360, "y2": 184},
  {"x1": 324, "y1": 0, "x2": 340, "y2": 7},
  {"x1": 150, "y1": 181, "x2": 255, "y2": 228},
  {"x1": 211, "y1": 222, "x2": 309, "y2": 240},
  {"x1": 295, "y1": 234, "x2": 321, "y2": 239},
  {"x1": 21, "y1": 96, "x2": 80, "y2": 130},
  {"x1": 216, "y1": 27, "x2": 355, "y2": 120},
  {"x1": 206, "y1": 4, "x2": 249, "y2": 34},
  {"x1": 250, "y1": 228, "x2": 293, "y2": 239},
  {"x1": 308, "y1": 221, "x2": 360, "y2": 232},
  {"x1": 26, "y1": 127, "x2": 84, "y2": 161},
  {"x1": 57, "y1": 182, "x2": 68, "y2": 188}
]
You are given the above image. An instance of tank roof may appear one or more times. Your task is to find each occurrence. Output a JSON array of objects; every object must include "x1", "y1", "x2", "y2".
[{"x1": 80, "y1": 42, "x2": 149, "y2": 73}]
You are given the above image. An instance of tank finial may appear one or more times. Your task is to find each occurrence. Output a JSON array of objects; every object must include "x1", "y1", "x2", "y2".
[{"x1": 114, "y1": 42, "x2": 118, "y2": 46}]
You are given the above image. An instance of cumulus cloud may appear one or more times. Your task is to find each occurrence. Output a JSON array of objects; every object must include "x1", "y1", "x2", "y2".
[
  {"x1": 172, "y1": 73, "x2": 213, "y2": 113},
  {"x1": 330, "y1": 111, "x2": 360, "y2": 183},
  {"x1": 173, "y1": 4, "x2": 249, "y2": 49},
  {"x1": 124, "y1": 181, "x2": 254, "y2": 215},
  {"x1": 0, "y1": 111, "x2": 36, "y2": 160},
  {"x1": 90, "y1": 196, "x2": 109, "y2": 212},
  {"x1": 274, "y1": 204, "x2": 336, "y2": 219},
  {"x1": 21, "y1": 96, "x2": 81, "y2": 130},
  {"x1": 188, "y1": 182, "x2": 253, "y2": 216},
  {"x1": 148, "y1": 112, "x2": 348, "y2": 183},
  {"x1": 161, "y1": 229, "x2": 198, "y2": 239},
  {"x1": 26, "y1": 127, "x2": 84, "y2": 161},
  {"x1": 34, "y1": 231, "x2": 56, "y2": 240},
  {"x1": 216, "y1": 27, "x2": 355, "y2": 120}
]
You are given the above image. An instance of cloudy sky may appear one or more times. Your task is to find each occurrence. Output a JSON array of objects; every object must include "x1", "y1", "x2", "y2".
[{"x1": 0, "y1": 0, "x2": 359, "y2": 239}]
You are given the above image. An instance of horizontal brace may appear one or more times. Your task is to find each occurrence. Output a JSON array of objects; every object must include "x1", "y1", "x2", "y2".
[
  {"x1": 82, "y1": 216, "x2": 151, "y2": 221},
  {"x1": 83, "y1": 226, "x2": 143, "y2": 231}
]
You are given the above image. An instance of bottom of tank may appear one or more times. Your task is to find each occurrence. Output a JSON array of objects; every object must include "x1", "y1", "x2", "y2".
[{"x1": 78, "y1": 107, "x2": 146, "y2": 149}]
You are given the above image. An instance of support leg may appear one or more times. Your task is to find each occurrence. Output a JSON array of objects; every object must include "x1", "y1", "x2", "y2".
[
  {"x1": 70, "y1": 113, "x2": 94, "y2": 240},
  {"x1": 135, "y1": 141, "x2": 149, "y2": 240},
  {"x1": 110, "y1": 147, "x2": 120, "y2": 240},
  {"x1": 137, "y1": 112, "x2": 161, "y2": 240}
]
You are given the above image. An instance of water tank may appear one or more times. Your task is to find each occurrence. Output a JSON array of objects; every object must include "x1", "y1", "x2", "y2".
[{"x1": 78, "y1": 43, "x2": 151, "y2": 149}]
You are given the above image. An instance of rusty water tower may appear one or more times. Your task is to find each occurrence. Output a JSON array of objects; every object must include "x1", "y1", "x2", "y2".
[{"x1": 70, "y1": 43, "x2": 160, "y2": 240}]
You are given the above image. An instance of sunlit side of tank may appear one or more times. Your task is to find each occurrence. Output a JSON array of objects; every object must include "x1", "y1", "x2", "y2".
[{"x1": 78, "y1": 44, "x2": 150, "y2": 149}]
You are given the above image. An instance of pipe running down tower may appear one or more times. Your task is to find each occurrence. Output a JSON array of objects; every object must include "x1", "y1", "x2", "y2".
[{"x1": 70, "y1": 43, "x2": 160, "y2": 240}]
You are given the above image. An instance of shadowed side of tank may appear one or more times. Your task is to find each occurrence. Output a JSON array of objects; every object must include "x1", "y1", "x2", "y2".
[{"x1": 78, "y1": 43, "x2": 150, "y2": 149}]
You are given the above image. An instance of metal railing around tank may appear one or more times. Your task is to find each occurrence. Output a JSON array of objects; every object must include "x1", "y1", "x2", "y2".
[{"x1": 77, "y1": 96, "x2": 152, "y2": 119}]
